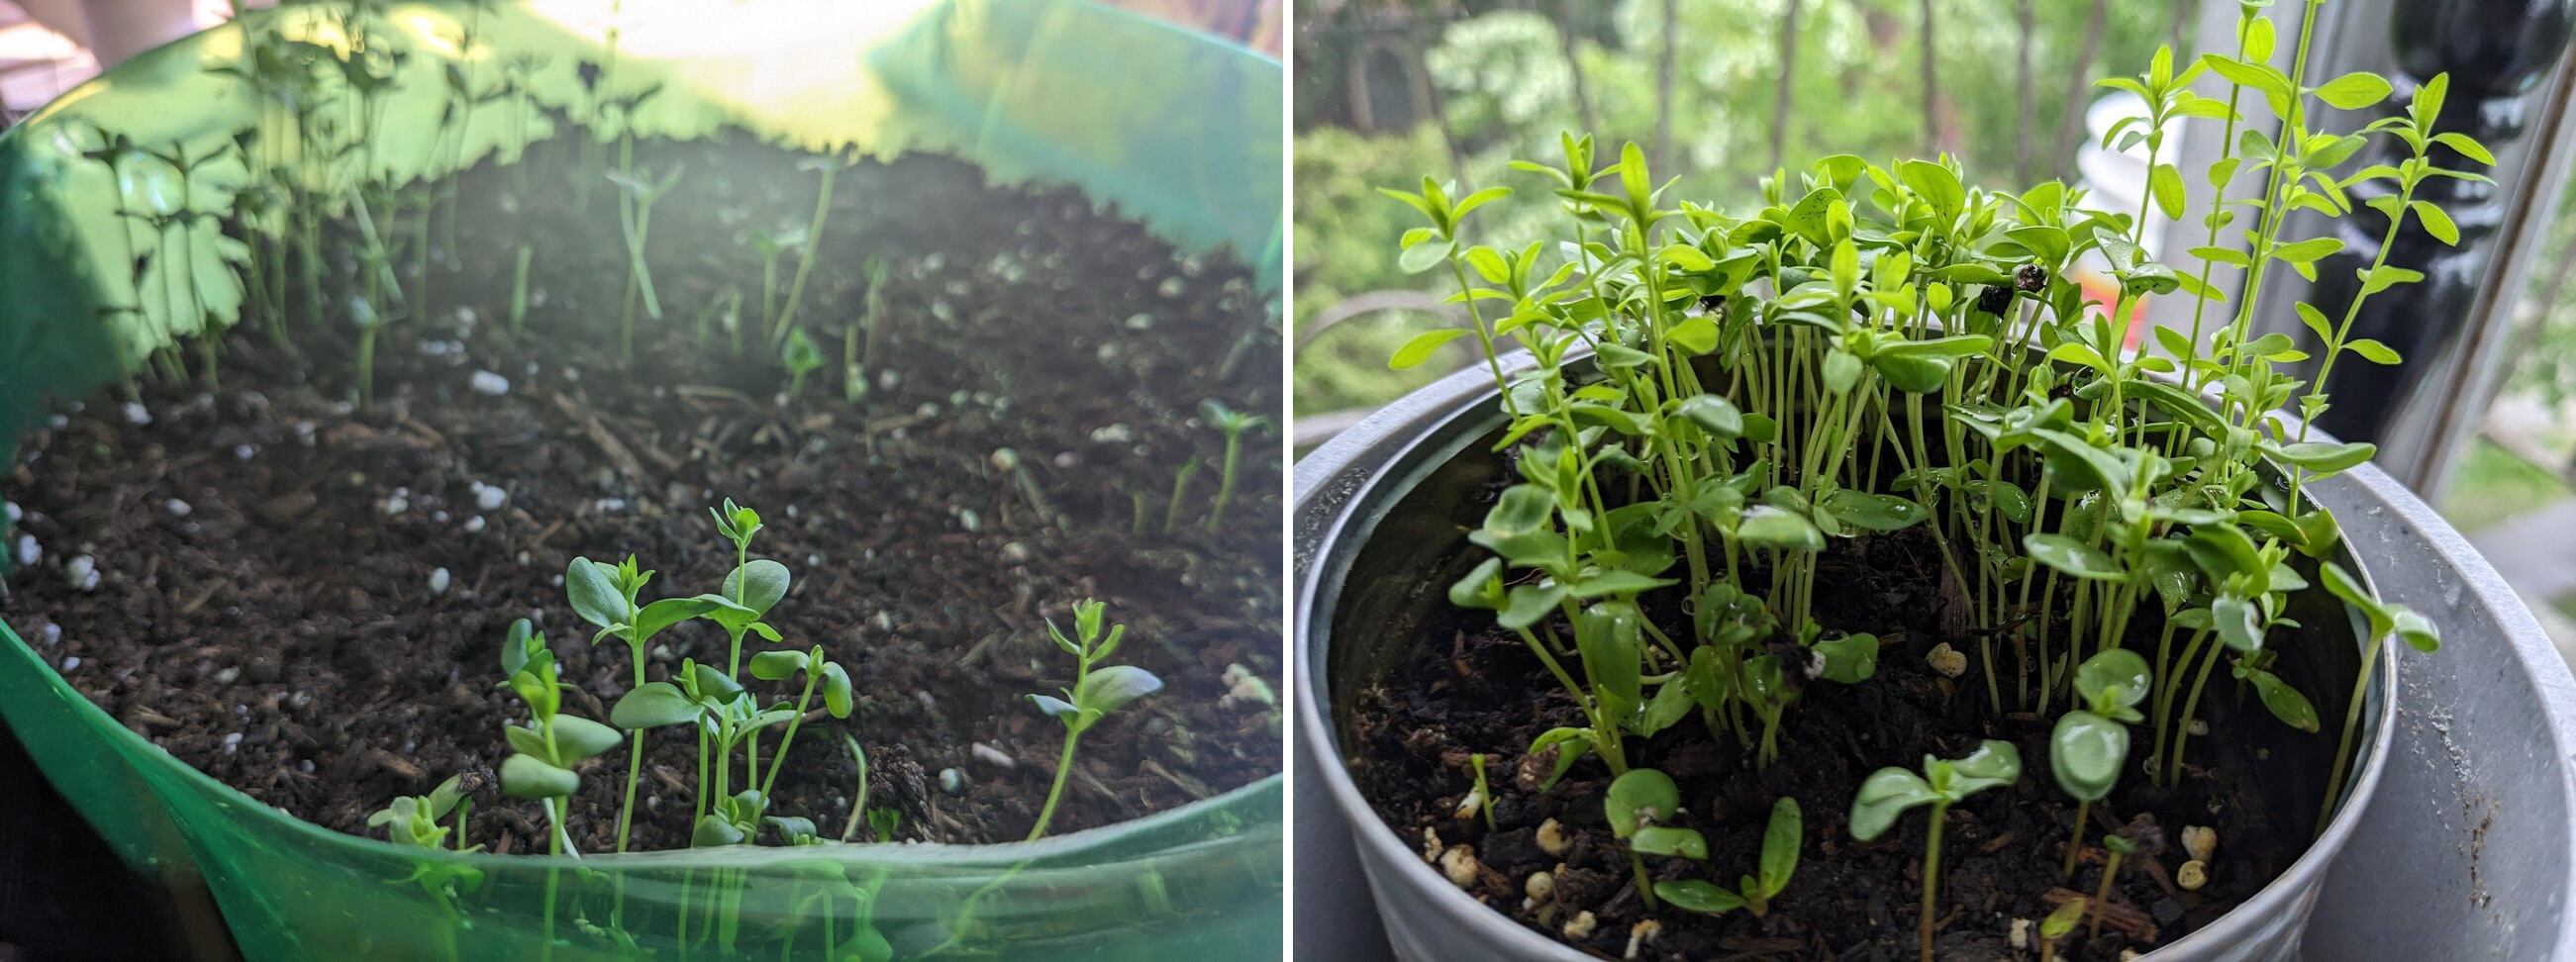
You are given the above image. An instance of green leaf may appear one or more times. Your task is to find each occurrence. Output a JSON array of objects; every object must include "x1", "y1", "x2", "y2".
[
  {"x1": 2265, "y1": 439, "x2": 2375, "y2": 474},
  {"x1": 2025, "y1": 533, "x2": 2125, "y2": 580},
  {"x1": 1528, "y1": 727, "x2": 1597, "y2": 790},
  {"x1": 2149, "y1": 162, "x2": 2187, "y2": 220},
  {"x1": 1654, "y1": 880, "x2": 1747, "y2": 915},
  {"x1": 2237, "y1": 663, "x2": 2321, "y2": 732},
  {"x1": 501, "y1": 754, "x2": 579, "y2": 800},
  {"x1": 1945, "y1": 739, "x2": 2024, "y2": 796},
  {"x1": 551, "y1": 716, "x2": 625, "y2": 763},
  {"x1": 1448, "y1": 557, "x2": 1504, "y2": 610},
  {"x1": 1873, "y1": 353, "x2": 1949, "y2": 393},
  {"x1": 1567, "y1": 570, "x2": 1677, "y2": 599},
  {"x1": 1028, "y1": 693, "x2": 1078, "y2": 719},
  {"x1": 821, "y1": 662, "x2": 853, "y2": 719},
  {"x1": 1390, "y1": 329, "x2": 1469, "y2": 370},
  {"x1": 2214, "y1": 594, "x2": 2266, "y2": 652},
  {"x1": 2315, "y1": 71, "x2": 2393, "y2": 110},
  {"x1": 566, "y1": 557, "x2": 629, "y2": 628},
  {"x1": 1822, "y1": 349, "x2": 1863, "y2": 394},
  {"x1": 2346, "y1": 338, "x2": 2403, "y2": 364},
  {"x1": 692, "y1": 815, "x2": 748, "y2": 848},
  {"x1": 718, "y1": 560, "x2": 794, "y2": 622},
  {"x1": 2272, "y1": 237, "x2": 2345, "y2": 264},
  {"x1": 1075, "y1": 665, "x2": 1162, "y2": 722},
  {"x1": 2409, "y1": 201, "x2": 2459, "y2": 245},
  {"x1": 1631, "y1": 825, "x2": 1709, "y2": 859},
  {"x1": 2072, "y1": 648, "x2": 2152, "y2": 712},
  {"x1": 1813, "y1": 632, "x2": 1879, "y2": 685},
  {"x1": 1758, "y1": 797, "x2": 1802, "y2": 899},
  {"x1": 1669, "y1": 315, "x2": 1721, "y2": 355},
  {"x1": 1848, "y1": 768, "x2": 1938, "y2": 841},
  {"x1": 1606, "y1": 768, "x2": 1681, "y2": 838},
  {"x1": 1734, "y1": 507, "x2": 1824, "y2": 552},
  {"x1": 1678, "y1": 395, "x2": 1743, "y2": 438},
  {"x1": 2433, "y1": 131, "x2": 2496, "y2": 165},
  {"x1": 632, "y1": 596, "x2": 728, "y2": 646},
  {"x1": 1898, "y1": 159, "x2": 1966, "y2": 217},
  {"x1": 501, "y1": 619, "x2": 538, "y2": 677},
  {"x1": 1496, "y1": 582, "x2": 1567, "y2": 630},
  {"x1": 1577, "y1": 602, "x2": 1644, "y2": 714},
  {"x1": 2048, "y1": 710, "x2": 2130, "y2": 802},
  {"x1": 2391, "y1": 607, "x2": 2440, "y2": 652},
  {"x1": 611, "y1": 682, "x2": 699, "y2": 728},
  {"x1": 1397, "y1": 237, "x2": 1452, "y2": 274},
  {"x1": 748, "y1": 649, "x2": 810, "y2": 681}
]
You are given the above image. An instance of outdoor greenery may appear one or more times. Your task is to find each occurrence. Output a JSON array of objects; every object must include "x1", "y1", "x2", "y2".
[
  {"x1": 1296, "y1": 0, "x2": 2188, "y2": 421},
  {"x1": 1396, "y1": 1, "x2": 2484, "y2": 953}
]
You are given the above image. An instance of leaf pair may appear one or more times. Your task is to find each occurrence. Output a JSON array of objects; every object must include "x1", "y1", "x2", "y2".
[
  {"x1": 1850, "y1": 740, "x2": 2022, "y2": 842},
  {"x1": 1652, "y1": 797, "x2": 1804, "y2": 917},
  {"x1": 2049, "y1": 650, "x2": 2150, "y2": 802}
]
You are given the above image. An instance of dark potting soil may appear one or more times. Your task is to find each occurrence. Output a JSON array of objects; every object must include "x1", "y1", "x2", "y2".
[
  {"x1": 0, "y1": 132, "x2": 1283, "y2": 855},
  {"x1": 1348, "y1": 527, "x2": 2298, "y2": 961}
]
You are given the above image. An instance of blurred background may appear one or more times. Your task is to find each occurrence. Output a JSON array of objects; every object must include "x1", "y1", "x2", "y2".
[{"x1": 1291, "y1": 0, "x2": 2576, "y2": 657}]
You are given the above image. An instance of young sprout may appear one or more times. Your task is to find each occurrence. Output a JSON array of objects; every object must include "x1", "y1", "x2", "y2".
[
  {"x1": 606, "y1": 163, "x2": 685, "y2": 364},
  {"x1": 846, "y1": 258, "x2": 889, "y2": 404},
  {"x1": 1198, "y1": 399, "x2": 1270, "y2": 532},
  {"x1": 2091, "y1": 833, "x2": 2132, "y2": 941},
  {"x1": 1603, "y1": 768, "x2": 1694, "y2": 909},
  {"x1": 348, "y1": 293, "x2": 391, "y2": 406},
  {"x1": 1163, "y1": 456, "x2": 1202, "y2": 534},
  {"x1": 566, "y1": 554, "x2": 743, "y2": 852},
  {"x1": 745, "y1": 643, "x2": 854, "y2": 801},
  {"x1": 1024, "y1": 600, "x2": 1161, "y2": 840},
  {"x1": 867, "y1": 806, "x2": 903, "y2": 842},
  {"x1": 1652, "y1": 796, "x2": 1802, "y2": 918},
  {"x1": 707, "y1": 499, "x2": 790, "y2": 676},
  {"x1": 508, "y1": 242, "x2": 532, "y2": 335},
  {"x1": 497, "y1": 620, "x2": 622, "y2": 859},
  {"x1": 1465, "y1": 752, "x2": 1496, "y2": 831},
  {"x1": 2051, "y1": 649, "x2": 2149, "y2": 875},
  {"x1": 771, "y1": 155, "x2": 840, "y2": 348},
  {"x1": 781, "y1": 328, "x2": 826, "y2": 399},
  {"x1": 2037, "y1": 897, "x2": 2086, "y2": 962},
  {"x1": 839, "y1": 733, "x2": 872, "y2": 842},
  {"x1": 1851, "y1": 740, "x2": 2022, "y2": 962},
  {"x1": 2319, "y1": 561, "x2": 2438, "y2": 825},
  {"x1": 749, "y1": 226, "x2": 807, "y2": 342},
  {"x1": 367, "y1": 774, "x2": 475, "y2": 852}
]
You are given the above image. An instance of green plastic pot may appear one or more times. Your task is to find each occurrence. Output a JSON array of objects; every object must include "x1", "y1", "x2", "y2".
[{"x1": 0, "y1": 1, "x2": 1282, "y2": 959}]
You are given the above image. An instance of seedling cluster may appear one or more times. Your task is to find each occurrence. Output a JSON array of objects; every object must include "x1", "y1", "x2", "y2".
[{"x1": 1397, "y1": 4, "x2": 2482, "y2": 955}]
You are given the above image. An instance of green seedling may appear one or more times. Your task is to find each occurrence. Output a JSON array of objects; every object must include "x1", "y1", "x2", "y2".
[
  {"x1": 2319, "y1": 560, "x2": 2438, "y2": 825},
  {"x1": 567, "y1": 553, "x2": 743, "y2": 853},
  {"x1": 749, "y1": 226, "x2": 807, "y2": 343},
  {"x1": 2088, "y1": 830, "x2": 2150, "y2": 938},
  {"x1": 846, "y1": 258, "x2": 888, "y2": 404},
  {"x1": 1603, "y1": 768, "x2": 1693, "y2": 909},
  {"x1": 1025, "y1": 600, "x2": 1161, "y2": 840},
  {"x1": 607, "y1": 163, "x2": 685, "y2": 364},
  {"x1": 496, "y1": 619, "x2": 621, "y2": 858},
  {"x1": 1466, "y1": 752, "x2": 1496, "y2": 831},
  {"x1": 1199, "y1": 399, "x2": 1271, "y2": 532},
  {"x1": 840, "y1": 734, "x2": 872, "y2": 842},
  {"x1": 1653, "y1": 796, "x2": 1803, "y2": 918},
  {"x1": 1852, "y1": 741, "x2": 2022, "y2": 962},
  {"x1": 1163, "y1": 456, "x2": 1203, "y2": 534},
  {"x1": 2038, "y1": 897, "x2": 2086, "y2": 962},
  {"x1": 509, "y1": 242, "x2": 532, "y2": 334},
  {"x1": 781, "y1": 328, "x2": 826, "y2": 398},
  {"x1": 367, "y1": 773, "x2": 483, "y2": 961},
  {"x1": 867, "y1": 806, "x2": 903, "y2": 843},
  {"x1": 2051, "y1": 648, "x2": 2149, "y2": 874},
  {"x1": 772, "y1": 155, "x2": 840, "y2": 348}
]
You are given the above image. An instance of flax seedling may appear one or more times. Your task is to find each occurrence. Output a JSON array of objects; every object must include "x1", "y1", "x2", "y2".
[
  {"x1": 497, "y1": 619, "x2": 621, "y2": 864},
  {"x1": 2087, "y1": 828, "x2": 2155, "y2": 939},
  {"x1": 781, "y1": 329, "x2": 826, "y2": 399},
  {"x1": 1465, "y1": 753, "x2": 1496, "y2": 831},
  {"x1": 2051, "y1": 649, "x2": 2149, "y2": 874},
  {"x1": 1199, "y1": 400, "x2": 1269, "y2": 532},
  {"x1": 1852, "y1": 741, "x2": 2021, "y2": 962},
  {"x1": 509, "y1": 243, "x2": 533, "y2": 335},
  {"x1": 839, "y1": 734, "x2": 872, "y2": 842},
  {"x1": 1163, "y1": 456, "x2": 1202, "y2": 534},
  {"x1": 847, "y1": 258, "x2": 889, "y2": 403},
  {"x1": 1603, "y1": 768, "x2": 1691, "y2": 909},
  {"x1": 1025, "y1": 600, "x2": 1162, "y2": 840},
  {"x1": 772, "y1": 156, "x2": 840, "y2": 348},
  {"x1": 749, "y1": 227, "x2": 806, "y2": 343},
  {"x1": 608, "y1": 163, "x2": 686, "y2": 363},
  {"x1": 367, "y1": 774, "x2": 482, "y2": 961},
  {"x1": 567, "y1": 554, "x2": 740, "y2": 852},
  {"x1": 1653, "y1": 797, "x2": 1802, "y2": 918},
  {"x1": 2037, "y1": 898, "x2": 2086, "y2": 962}
]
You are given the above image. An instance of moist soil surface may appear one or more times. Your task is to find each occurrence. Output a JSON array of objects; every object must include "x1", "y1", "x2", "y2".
[
  {"x1": 1349, "y1": 527, "x2": 2299, "y2": 961},
  {"x1": 1, "y1": 132, "x2": 1283, "y2": 855}
]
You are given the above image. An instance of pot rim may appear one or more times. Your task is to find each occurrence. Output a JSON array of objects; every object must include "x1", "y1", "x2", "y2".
[{"x1": 1292, "y1": 349, "x2": 2402, "y2": 959}]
